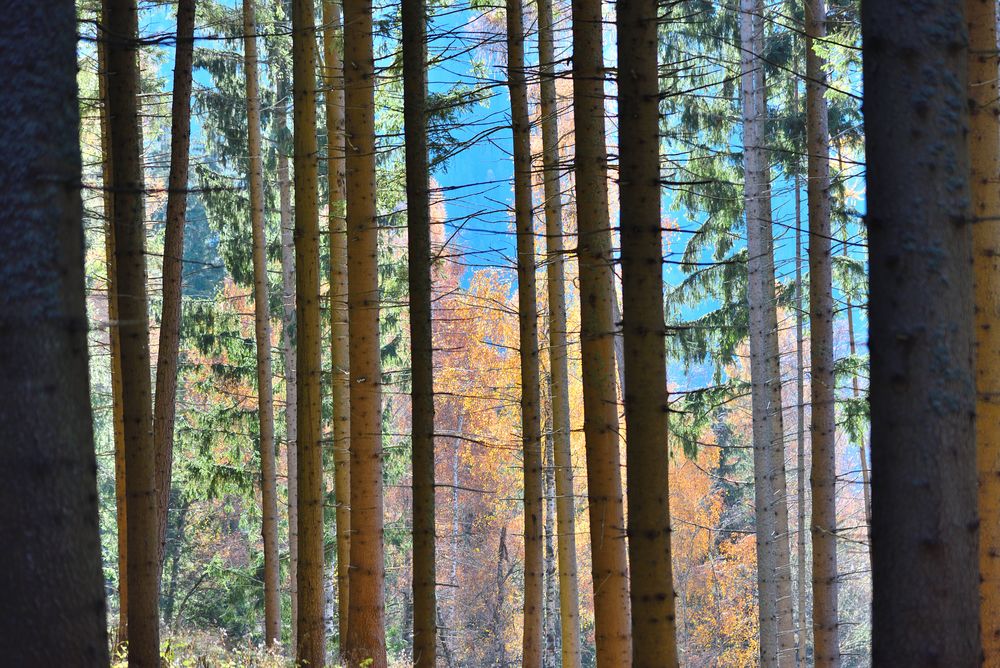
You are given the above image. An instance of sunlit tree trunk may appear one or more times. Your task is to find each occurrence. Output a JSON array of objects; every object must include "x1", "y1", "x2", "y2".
[
  {"x1": 292, "y1": 0, "x2": 325, "y2": 662},
  {"x1": 402, "y1": 0, "x2": 437, "y2": 663},
  {"x1": 243, "y1": 0, "x2": 281, "y2": 645},
  {"x1": 617, "y1": 1, "x2": 679, "y2": 664},
  {"x1": 570, "y1": 0, "x2": 633, "y2": 661},
  {"x1": 152, "y1": 0, "x2": 195, "y2": 579},
  {"x1": 0, "y1": 4, "x2": 109, "y2": 662},
  {"x1": 537, "y1": 0, "x2": 583, "y2": 663},
  {"x1": 343, "y1": 0, "x2": 387, "y2": 663},
  {"x1": 863, "y1": 1, "x2": 979, "y2": 663},
  {"x1": 322, "y1": 1, "x2": 351, "y2": 650},
  {"x1": 805, "y1": 0, "x2": 840, "y2": 663},
  {"x1": 506, "y1": 1, "x2": 544, "y2": 664},
  {"x1": 793, "y1": 170, "x2": 809, "y2": 663}
]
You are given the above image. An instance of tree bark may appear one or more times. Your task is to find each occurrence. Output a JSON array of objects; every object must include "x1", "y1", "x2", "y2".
[
  {"x1": 506, "y1": 1, "x2": 544, "y2": 664},
  {"x1": 0, "y1": 3, "x2": 110, "y2": 663},
  {"x1": 402, "y1": 0, "x2": 437, "y2": 664},
  {"x1": 322, "y1": 0, "x2": 351, "y2": 651},
  {"x1": 536, "y1": 0, "x2": 583, "y2": 663},
  {"x1": 804, "y1": 1, "x2": 840, "y2": 664},
  {"x1": 863, "y1": 1, "x2": 979, "y2": 663},
  {"x1": 617, "y1": 1, "x2": 680, "y2": 664},
  {"x1": 243, "y1": 0, "x2": 281, "y2": 645},
  {"x1": 343, "y1": 0, "x2": 387, "y2": 663},
  {"x1": 292, "y1": 0, "x2": 325, "y2": 662},
  {"x1": 570, "y1": 0, "x2": 634, "y2": 662},
  {"x1": 793, "y1": 171, "x2": 808, "y2": 664},
  {"x1": 106, "y1": 0, "x2": 162, "y2": 663},
  {"x1": 969, "y1": 0, "x2": 1000, "y2": 660}
]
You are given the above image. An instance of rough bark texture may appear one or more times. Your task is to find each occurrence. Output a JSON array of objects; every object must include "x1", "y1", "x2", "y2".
[
  {"x1": 969, "y1": 0, "x2": 1000, "y2": 659},
  {"x1": 863, "y1": 1, "x2": 979, "y2": 664},
  {"x1": 506, "y1": 1, "x2": 545, "y2": 664},
  {"x1": 537, "y1": 0, "x2": 583, "y2": 663},
  {"x1": 570, "y1": 0, "x2": 633, "y2": 662},
  {"x1": 617, "y1": 0, "x2": 680, "y2": 665},
  {"x1": 243, "y1": 0, "x2": 281, "y2": 645},
  {"x1": 0, "y1": 3, "x2": 110, "y2": 663},
  {"x1": 343, "y1": 0, "x2": 388, "y2": 663},
  {"x1": 805, "y1": 1, "x2": 840, "y2": 663},
  {"x1": 106, "y1": 0, "x2": 162, "y2": 663},
  {"x1": 152, "y1": 0, "x2": 195, "y2": 574},
  {"x1": 738, "y1": 1, "x2": 795, "y2": 663},
  {"x1": 322, "y1": 1, "x2": 351, "y2": 650},
  {"x1": 402, "y1": 0, "x2": 437, "y2": 664},
  {"x1": 292, "y1": 0, "x2": 325, "y2": 663}
]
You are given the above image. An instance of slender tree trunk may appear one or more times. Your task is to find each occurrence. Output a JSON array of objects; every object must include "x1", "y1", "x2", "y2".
[
  {"x1": 617, "y1": 1, "x2": 679, "y2": 664},
  {"x1": 343, "y1": 0, "x2": 387, "y2": 663},
  {"x1": 843, "y1": 286, "x2": 870, "y2": 538},
  {"x1": 152, "y1": 0, "x2": 195, "y2": 572},
  {"x1": 570, "y1": 0, "x2": 633, "y2": 661},
  {"x1": 542, "y1": 421, "x2": 561, "y2": 668},
  {"x1": 322, "y1": 1, "x2": 351, "y2": 651},
  {"x1": 506, "y1": 2, "x2": 544, "y2": 664},
  {"x1": 243, "y1": 0, "x2": 281, "y2": 645},
  {"x1": 863, "y1": 1, "x2": 979, "y2": 663},
  {"x1": 99, "y1": 29, "x2": 130, "y2": 650},
  {"x1": 969, "y1": 0, "x2": 1000, "y2": 660},
  {"x1": 402, "y1": 0, "x2": 437, "y2": 663},
  {"x1": 536, "y1": 0, "x2": 583, "y2": 662},
  {"x1": 793, "y1": 170, "x2": 808, "y2": 664},
  {"x1": 804, "y1": 1, "x2": 840, "y2": 663},
  {"x1": 292, "y1": 0, "x2": 325, "y2": 662},
  {"x1": 0, "y1": 4, "x2": 109, "y2": 662},
  {"x1": 106, "y1": 0, "x2": 161, "y2": 663},
  {"x1": 277, "y1": 75, "x2": 300, "y2": 645}
]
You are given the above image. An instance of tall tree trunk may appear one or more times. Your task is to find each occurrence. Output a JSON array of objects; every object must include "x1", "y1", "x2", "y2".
[
  {"x1": 793, "y1": 171, "x2": 808, "y2": 664},
  {"x1": 0, "y1": 3, "x2": 109, "y2": 662},
  {"x1": 322, "y1": 0, "x2": 351, "y2": 651},
  {"x1": 152, "y1": 0, "x2": 195, "y2": 572},
  {"x1": 970, "y1": 0, "x2": 1000, "y2": 659},
  {"x1": 542, "y1": 420, "x2": 561, "y2": 668},
  {"x1": 570, "y1": 0, "x2": 633, "y2": 661},
  {"x1": 863, "y1": 1, "x2": 979, "y2": 663},
  {"x1": 277, "y1": 75, "x2": 299, "y2": 645},
  {"x1": 738, "y1": 1, "x2": 795, "y2": 663},
  {"x1": 292, "y1": 0, "x2": 325, "y2": 662},
  {"x1": 106, "y1": 0, "x2": 161, "y2": 663},
  {"x1": 99, "y1": 28, "x2": 130, "y2": 650},
  {"x1": 536, "y1": 0, "x2": 583, "y2": 663},
  {"x1": 402, "y1": 0, "x2": 437, "y2": 664},
  {"x1": 343, "y1": 0, "x2": 387, "y2": 663},
  {"x1": 617, "y1": 1, "x2": 680, "y2": 664},
  {"x1": 805, "y1": 1, "x2": 840, "y2": 664},
  {"x1": 243, "y1": 0, "x2": 281, "y2": 645},
  {"x1": 506, "y1": 1, "x2": 544, "y2": 664}
]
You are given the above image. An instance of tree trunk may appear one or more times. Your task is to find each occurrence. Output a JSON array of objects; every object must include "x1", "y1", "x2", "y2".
[
  {"x1": 617, "y1": 1, "x2": 680, "y2": 664},
  {"x1": 322, "y1": 0, "x2": 351, "y2": 652},
  {"x1": 793, "y1": 170, "x2": 808, "y2": 664},
  {"x1": 536, "y1": 0, "x2": 583, "y2": 663},
  {"x1": 570, "y1": 0, "x2": 633, "y2": 661},
  {"x1": 106, "y1": 0, "x2": 162, "y2": 663},
  {"x1": 506, "y1": 2, "x2": 545, "y2": 665},
  {"x1": 152, "y1": 0, "x2": 195, "y2": 573},
  {"x1": 0, "y1": 3, "x2": 109, "y2": 662},
  {"x1": 343, "y1": 0, "x2": 387, "y2": 663},
  {"x1": 292, "y1": 0, "x2": 325, "y2": 662},
  {"x1": 738, "y1": 1, "x2": 795, "y2": 663},
  {"x1": 402, "y1": 0, "x2": 437, "y2": 664},
  {"x1": 99, "y1": 27, "x2": 130, "y2": 650},
  {"x1": 805, "y1": 1, "x2": 840, "y2": 664},
  {"x1": 969, "y1": 0, "x2": 1000, "y2": 660},
  {"x1": 863, "y1": 1, "x2": 979, "y2": 663},
  {"x1": 542, "y1": 421, "x2": 561, "y2": 668},
  {"x1": 243, "y1": 0, "x2": 281, "y2": 645}
]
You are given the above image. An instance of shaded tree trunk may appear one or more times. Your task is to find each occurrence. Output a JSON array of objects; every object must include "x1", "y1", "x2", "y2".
[
  {"x1": 863, "y1": 1, "x2": 979, "y2": 663},
  {"x1": 0, "y1": 3, "x2": 109, "y2": 662},
  {"x1": 343, "y1": 0, "x2": 387, "y2": 663},
  {"x1": 292, "y1": 0, "x2": 325, "y2": 662},
  {"x1": 570, "y1": 0, "x2": 633, "y2": 661}
]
